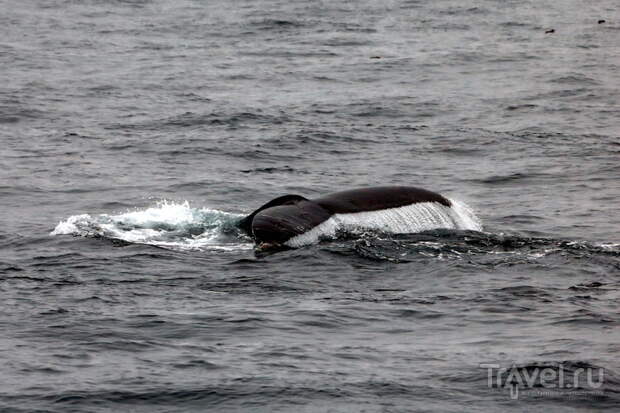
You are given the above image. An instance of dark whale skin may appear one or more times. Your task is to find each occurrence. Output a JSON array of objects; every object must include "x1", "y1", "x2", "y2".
[
  {"x1": 251, "y1": 200, "x2": 332, "y2": 245},
  {"x1": 314, "y1": 186, "x2": 451, "y2": 213}
]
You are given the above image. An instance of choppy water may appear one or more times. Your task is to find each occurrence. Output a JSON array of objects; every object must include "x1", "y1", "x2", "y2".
[{"x1": 1, "y1": 0, "x2": 619, "y2": 411}]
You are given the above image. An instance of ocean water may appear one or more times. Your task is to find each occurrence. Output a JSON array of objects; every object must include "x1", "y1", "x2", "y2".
[{"x1": 1, "y1": 0, "x2": 619, "y2": 411}]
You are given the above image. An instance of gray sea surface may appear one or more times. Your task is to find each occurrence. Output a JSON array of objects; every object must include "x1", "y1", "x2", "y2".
[{"x1": 1, "y1": 0, "x2": 619, "y2": 412}]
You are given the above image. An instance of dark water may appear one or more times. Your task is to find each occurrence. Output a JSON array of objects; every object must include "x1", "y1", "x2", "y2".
[{"x1": 1, "y1": 0, "x2": 619, "y2": 411}]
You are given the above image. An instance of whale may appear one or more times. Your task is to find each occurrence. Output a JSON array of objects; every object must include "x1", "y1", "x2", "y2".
[{"x1": 239, "y1": 186, "x2": 481, "y2": 249}]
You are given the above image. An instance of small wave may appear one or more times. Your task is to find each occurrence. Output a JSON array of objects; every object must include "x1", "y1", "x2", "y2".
[
  {"x1": 549, "y1": 73, "x2": 600, "y2": 86},
  {"x1": 319, "y1": 230, "x2": 620, "y2": 264},
  {"x1": 51, "y1": 201, "x2": 252, "y2": 251},
  {"x1": 247, "y1": 18, "x2": 308, "y2": 31},
  {"x1": 108, "y1": 110, "x2": 288, "y2": 131}
]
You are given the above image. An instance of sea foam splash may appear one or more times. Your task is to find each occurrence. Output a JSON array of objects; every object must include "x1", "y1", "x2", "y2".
[
  {"x1": 51, "y1": 201, "x2": 252, "y2": 251},
  {"x1": 285, "y1": 199, "x2": 482, "y2": 248}
]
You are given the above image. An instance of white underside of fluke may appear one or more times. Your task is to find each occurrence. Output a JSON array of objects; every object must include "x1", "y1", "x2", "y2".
[{"x1": 284, "y1": 199, "x2": 482, "y2": 248}]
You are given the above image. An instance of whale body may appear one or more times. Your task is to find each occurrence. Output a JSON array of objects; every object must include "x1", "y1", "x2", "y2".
[{"x1": 239, "y1": 186, "x2": 481, "y2": 248}]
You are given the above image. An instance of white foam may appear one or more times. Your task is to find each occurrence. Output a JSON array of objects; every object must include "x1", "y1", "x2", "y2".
[
  {"x1": 597, "y1": 242, "x2": 620, "y2": 250},
  {"x1": 110, "y1": 200, "x2": 197, "y2": 227},
  {"x1": 285, "y1": 199, "x2": 482, "y2": 248},
  {"x1": 50, "y1": 201, "x2": 252, "y2": 251},
  {"x1": 50, "y1": 214, "x2": 93, "y2": 236}
]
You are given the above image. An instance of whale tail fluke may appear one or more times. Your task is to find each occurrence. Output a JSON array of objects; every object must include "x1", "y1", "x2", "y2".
[{"x1": 238, "y1": 194, "x2": 308, "y2": 235}]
